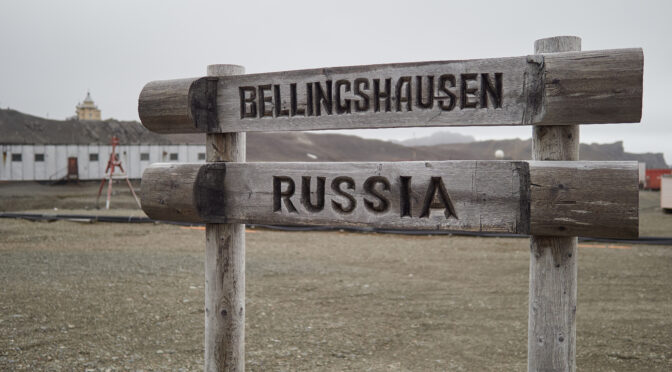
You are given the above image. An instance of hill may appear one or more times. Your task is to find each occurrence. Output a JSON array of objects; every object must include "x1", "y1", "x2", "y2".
[
  {"x1": 417, "y1": 139, "x2": 668, "y2": 168},
  {"x1": 0, "y1": 108, "x2": 202, "y2": 145},
  {"x1": 0, "y1": 108, "x2": 667, "y2": 168},
  {"x1": 392, "y1": 130, "x2": 475, "y2": 147}
]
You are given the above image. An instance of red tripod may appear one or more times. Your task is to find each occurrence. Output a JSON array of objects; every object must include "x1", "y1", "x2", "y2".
[{"x1": 96, "y1": 136, "x2": 141, "y2": 209}]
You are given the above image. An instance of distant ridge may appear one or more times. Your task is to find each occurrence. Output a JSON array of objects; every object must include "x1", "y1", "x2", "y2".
[
  {"x1": 0, "y1": 108, "x2": 203, "y2": 145},
  {"x1": 417, "y1": 139, "x2": 669, "y2": 169},
  {"x1": 1, "y1": 108, "x2": 667, "y2": 168},
  {"x1": 392, "y1": 130, "x2": 475, "y2": 147}
]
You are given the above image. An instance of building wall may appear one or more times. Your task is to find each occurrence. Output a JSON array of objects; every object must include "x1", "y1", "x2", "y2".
[
  {"x1": 662, "y1": 175, "x2": 672, "y2": 210},
  {"x1": 76, "y1": 107, "x2": 101, "y2": 121},
  {"x1": 0, "y1": 144, "x2": 206, "y2": 181}
]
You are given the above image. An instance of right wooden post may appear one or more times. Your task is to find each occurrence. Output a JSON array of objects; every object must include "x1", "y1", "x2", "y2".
[{"x1": 528, "y1": 36, "x2": 581, "y2": 372}]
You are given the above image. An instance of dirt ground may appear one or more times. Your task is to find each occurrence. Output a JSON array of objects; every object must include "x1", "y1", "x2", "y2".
[{"x1": 0, "y1": 182, "x2": 671, "y2": 371}]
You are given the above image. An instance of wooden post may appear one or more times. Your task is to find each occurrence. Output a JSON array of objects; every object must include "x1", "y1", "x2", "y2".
[
  {"x1": 528, "y1": 36, "x2": 581, "y2": 372},
  {"x1": 204, "y1": 64, "x2": 246, "y2": 372}
]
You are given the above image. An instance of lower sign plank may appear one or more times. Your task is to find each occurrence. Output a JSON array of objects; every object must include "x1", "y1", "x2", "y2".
[
  {"x1": 142, "y1": 161, "x2": 530, "y2": 233},
  {"x1": 140, "y1": 161, "x2": 638, "y2": 238}
]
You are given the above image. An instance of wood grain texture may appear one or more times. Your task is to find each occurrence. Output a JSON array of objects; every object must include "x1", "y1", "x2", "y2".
[
  {"x1": 205, "y1": 222, "x2": 244, "y2": 372},
  {"x1": 138, "y1": 77, "x2": 217, "y2": 133},
  {"x1": 217, "y1": 57, "x2": 535, "y2": 131},
  {"x1": 532, "y1": 126, "x2": 579, "y2": 161},
  {"x1": 204, "y1": 64, "x2": 246, "y2": 372},
  {"x1": 208, "y1": 64, "x2": 245, "y2": 77},
  {"x1": 528, "y1": 36, "x2": 580, "y2": 372},
  {"x1": 137, "y1": 48, "x2": 643, "y2": 134},
  {"x1": 140, "y1": 163, "x2": 202, "y2": 223},
  {"x1": 217, "y1": 161, "x2": 529, "y2": 233},
  {"x1": 140, "y1": 160, "x2": 638, "y2": 239},
  {"x1": 206, "y1": 132, "x2": 245, "y2": 163},
  {"x1": 141, "y1": 161, "x2": 528, "y2": 232},
  {"x1": 537, "y1": 48, "x2": 643, "y2": 125},
  {"x1": 534, "y1": 36, "x2": 582, "y2": 54},
  {"x1": 529, "y1": 161, "x2": 638, "y2": 238},
  {"x1": 528, "y1": 235, "x2": 577, "y2": 372}
]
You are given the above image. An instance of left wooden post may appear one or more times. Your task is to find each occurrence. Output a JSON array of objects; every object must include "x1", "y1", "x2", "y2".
[{"x1": 204, "y1": 64, "x2": 246, "y2": 372}]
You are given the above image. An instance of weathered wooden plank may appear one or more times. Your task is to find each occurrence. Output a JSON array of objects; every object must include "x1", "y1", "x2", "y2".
[
  {"x1": 138, "y1": 77, "x2": 218, "y2": 133},
  {"x1": 140, "y1": 160, "x2": 639, "y2": 238},
  {"x1": 217, "y1": 57, "x2": 537, "y2": 131},
  {"x1": 223, "y1": 161, "x2": 530, "y2": 233},
  {"x1": 529, "y1": 161, "x2": 638, "y2": 239},
  {"x1": 137, "y1": 48, "x2": 643, "y2": 134},
  {"x1": 142, "y1": 161, "x2": 530, "y2": 233},
  {"x1": 140, "y1": 162, "x2": 202, "y2": 222},
  {"x1": 537, "y1": 48, "x2": 643, "y2": 126}
]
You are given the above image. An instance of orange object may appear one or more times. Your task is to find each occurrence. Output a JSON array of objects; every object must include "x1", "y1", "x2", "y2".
[{"x1": 645, "y1": 169, "x2": 672, "y2": 190}]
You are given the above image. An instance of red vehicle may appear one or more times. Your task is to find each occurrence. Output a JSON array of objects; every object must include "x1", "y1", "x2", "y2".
[{"x1": 645, "y1": 169, "x2": 672, "y2": 190}]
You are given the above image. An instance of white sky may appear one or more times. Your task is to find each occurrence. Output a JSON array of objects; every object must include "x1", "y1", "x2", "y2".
[{"x1": 1, "y1": 0, "x2": 670, "y2": 163}]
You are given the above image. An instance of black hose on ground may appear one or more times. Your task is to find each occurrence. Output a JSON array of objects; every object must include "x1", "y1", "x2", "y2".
[{"x1": 1, "y1": 212, "x2": 671, "y2": 245}]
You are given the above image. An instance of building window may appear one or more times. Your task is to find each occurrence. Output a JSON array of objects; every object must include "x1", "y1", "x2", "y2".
[
  {"x1": 140, "y1": 153, "x2": 150, "y2": 161},
  {"x1": 89, "y1": 153, "x2": 99, "y2": 161},
  {"x1": 198, "y1": 153, "x2": 206, "y2": 160},
  {"x1": 11, "y1": 154, "x2": 22, "y2": 162},
  {"x1": 35, "y1": 154, "x2": 45, "y2": 162},
  {"x1": 169, "y1": 153, "x2": 178, "y2": 161}
]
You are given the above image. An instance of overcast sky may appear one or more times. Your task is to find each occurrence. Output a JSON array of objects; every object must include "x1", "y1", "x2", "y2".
[{"x1": 1, "y1": 0, "x2": 670, "y2": 162}]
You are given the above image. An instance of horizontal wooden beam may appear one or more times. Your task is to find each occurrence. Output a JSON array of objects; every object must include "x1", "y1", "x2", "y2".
[
  {"x1": 138, "y1": 77, "x2": 218, "y2": 133},
  {"x1": 140, "y1": 161, "x2": 638, "y2": 238},
  {"x1": 141, "y1": 161, "x2": 530, "y2": 233},
  {"x1": 138, "y1": 48, "x2": 643, "y2": 133},
  {"x1": 528, "y1": 161, "x2": 639, "y2": 238}
]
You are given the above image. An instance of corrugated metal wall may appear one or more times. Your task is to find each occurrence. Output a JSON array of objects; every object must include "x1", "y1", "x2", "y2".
[{"x1": 0, "y1": 144, "x2": 206, "y2": 181}]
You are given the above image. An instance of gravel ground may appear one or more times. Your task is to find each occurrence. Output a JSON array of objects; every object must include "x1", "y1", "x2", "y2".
[{"x1": 0, "y1": 182, "x2": 670, "y2": 371}]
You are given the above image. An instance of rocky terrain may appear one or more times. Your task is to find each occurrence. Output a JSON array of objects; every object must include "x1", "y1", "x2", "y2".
[{"x1": 0, "y1": 183, "x2": 671, "y2": 371}]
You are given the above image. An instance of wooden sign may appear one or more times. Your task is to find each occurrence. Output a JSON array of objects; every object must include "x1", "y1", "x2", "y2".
[
  {"x1": 140, "y1": 160, "x2": 638, "y2": 238},
  {"x1": 136, "y1": 36, "x2": 645, "y2": 372},
  {"x1": 138, "y1": 48, "x2": 643, "y2": 133}
]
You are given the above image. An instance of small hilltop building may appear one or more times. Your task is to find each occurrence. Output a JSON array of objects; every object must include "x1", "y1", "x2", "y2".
[{"x1": 76, "y1": 92, "x2": 101, "y2": 121}]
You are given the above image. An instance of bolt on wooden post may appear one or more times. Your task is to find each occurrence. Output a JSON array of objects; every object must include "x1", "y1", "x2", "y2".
[
  {"x1": 204, "y1": 64, "x2": 246, "y2": 372},
  {"x1": 528, "y1": 36, "x2": 581, "y2": 372}
]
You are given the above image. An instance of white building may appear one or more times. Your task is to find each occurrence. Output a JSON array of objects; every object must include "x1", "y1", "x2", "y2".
[
  {"x1": 1, "y1": 143, "x2": 205, "y2": 181},
  {"x1": 0, "y1": 109, "x2": 205, "y2": 181}
]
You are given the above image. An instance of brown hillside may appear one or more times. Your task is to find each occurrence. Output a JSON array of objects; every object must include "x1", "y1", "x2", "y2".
[{"x1": 1, "y1": 109, "x2": 667, "y2": 168}]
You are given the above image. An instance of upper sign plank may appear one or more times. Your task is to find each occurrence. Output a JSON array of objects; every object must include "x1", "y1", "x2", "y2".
[{"x1": 139, "y1": 48, "x2": 643, "y2": 133}]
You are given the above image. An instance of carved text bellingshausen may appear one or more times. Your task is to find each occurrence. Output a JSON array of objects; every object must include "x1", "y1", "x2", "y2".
[{"x1": 239, "y1": 73, "x2": 503, "y2": 119}]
